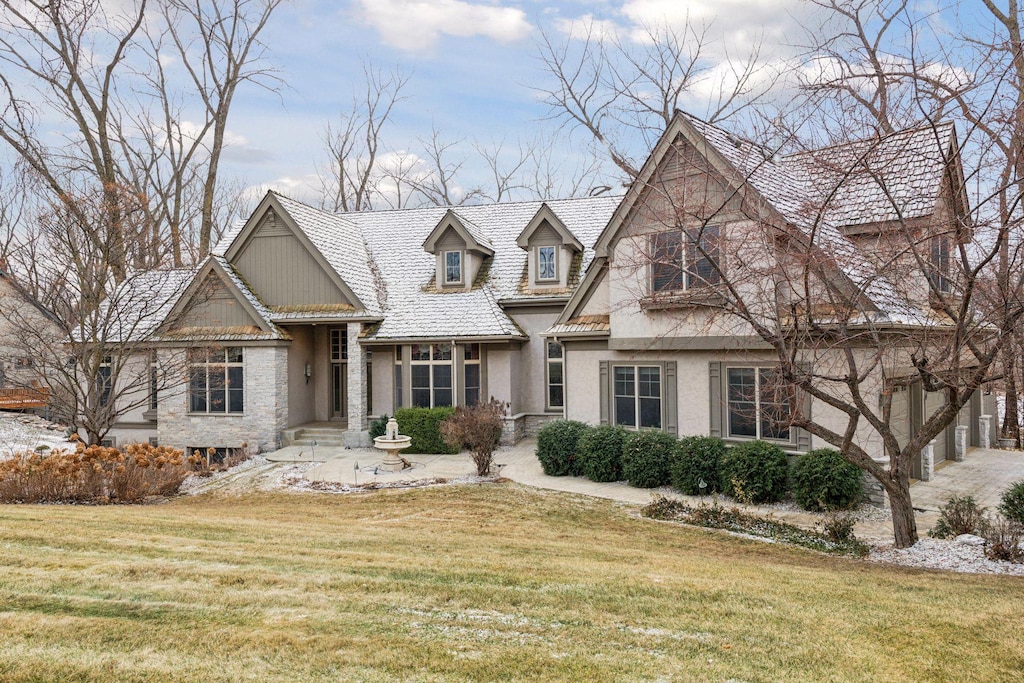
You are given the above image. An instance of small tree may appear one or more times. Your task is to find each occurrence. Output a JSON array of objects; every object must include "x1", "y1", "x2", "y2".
[{"x1": 440, "y1": 398, "x2": 507, "y2": 476}]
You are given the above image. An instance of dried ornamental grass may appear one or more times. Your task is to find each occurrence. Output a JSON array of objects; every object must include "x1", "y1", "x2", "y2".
[{"x1": 0, "y1": 441, "x2": 197, "y2": 504}]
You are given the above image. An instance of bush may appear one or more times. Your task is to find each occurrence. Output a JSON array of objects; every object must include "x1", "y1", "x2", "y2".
[
  {"x1": 819, "y1": 512, "x2": 857, "y2": 543},
  {"x1": 535, "y1": 420, "x2": 589, "y2": 476},
  {"x1": 393, "y1": 407, "x2": 458, "y2": 454},
  {"x1": 0, "y1": 442, "x2": 194, "y2": 503},
  {"x1": 440, "y1": 399, "x2": 507, "y2": 476},
  {"x1": 577, "y1": 425, "x2": 627, "y2": 482},
  {"x1": 791, "y1": 448, "x2": 864, "y2": 511},
  {"x1": 999, "y1": 480, "x2": 1024, "y2": 525},
  {"x1": 719, "y1": 440, "x2": 789, "y2": 504},
  {"x1": 621, "y1": 430, "x2": 677, "y2": 488},
  {"x1": 983, "y1": 517, "x2": 1024, "y2": 563},
  {"x1": 670, "y1": 436, "x2": 726, "y2": 495},
  {"x1": 369, "y1": 414, "x2": 390, "y2": 440},
  {"x1": 929, "y1": 495, "x2": 988, "y2": 539}
]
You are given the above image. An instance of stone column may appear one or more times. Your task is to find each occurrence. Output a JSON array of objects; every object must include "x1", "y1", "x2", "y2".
[
  {"x1": 345, "y1": 322, "x2": 368, "y2": 446},
  {"x1": 980, "y1": 414, "x2": 992, "y2": 450},
  {"x1": 954, "y1": 425, "x2": 968, "y2": 462},
  {"x1": 921, "y1": 440, "x2": 935, "y2": 482}
]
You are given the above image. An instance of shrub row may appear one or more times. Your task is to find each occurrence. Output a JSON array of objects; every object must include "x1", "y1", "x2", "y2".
[
  {"x1": 535, "y1": 420, "x2": 864, "y2": 509},
  {"x1": 394, "y1": 407, "x2": 458, "y2": 454}
]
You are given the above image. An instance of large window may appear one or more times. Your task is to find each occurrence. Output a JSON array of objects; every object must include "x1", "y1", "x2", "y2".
[
  {"x1": 537, "y1": 245, "x2": 557, "y2": 281},
  {"x1": 97, "y1": 355, "x2": 113, "y2": 407},
  {"x1": 726, "y1": 367, "x2": 791, "y2": 441},
  {"x1": 444, "y1": 250, "x2": 463, "y2": 285},
  {"x1": 614, "y1": 365, "x2": 661, "y2": 429},
  {"x1": 650, "y1": 226, "x2": 720, "y2": 293},
  {"x1": 546, "y1": 341, "x2": 563, "y2": 409},
  {"x1": 148, "y1": 351, "x2": 158, "y2": 411},
  {"x1": 189, "y1": 347, "x2": 244, "y2": 414},
  {"x1": 411, "y1": 343, "x2": 453, "y2": 407}
]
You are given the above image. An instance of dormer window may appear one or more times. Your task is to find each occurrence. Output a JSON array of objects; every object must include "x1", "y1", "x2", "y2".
[
  {"x1": 537, "y1": 246, "x2": 557, "y2": 281},
  {"x1": 444, "y1": 250, "x2": 463, "y2": 285}
]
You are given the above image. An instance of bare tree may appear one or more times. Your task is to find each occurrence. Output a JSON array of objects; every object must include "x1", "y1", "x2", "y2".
[
  {"x1": 0, "y1": 0, "x2": 280, "y2": 273},
  {"x1": 797, "y1": 0, "x2": 1024, "y2": 446},
  {"x1": 317, "y1": 61, "x2": 410, "y2": 213},
  {"x1": 534, "y1": 18, "x2": 777, "y2": 181},
  {"x1": 617, "y1": 113, "x2": 1016, "y2": 548}
]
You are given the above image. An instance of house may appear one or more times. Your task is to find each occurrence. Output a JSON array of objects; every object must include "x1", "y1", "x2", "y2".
[
  {"x1": 550, "y1": 112, "x2": 995, "y2": 490},
  {"x1": 103, "y1": 193, "x2": 621, "y2": 453},
  {"x1": 0, "y1": 265, "x2": 61, "y2": 413},
  {"x1": 103, "y1": 111, "x2": 994, "y2": 481}
]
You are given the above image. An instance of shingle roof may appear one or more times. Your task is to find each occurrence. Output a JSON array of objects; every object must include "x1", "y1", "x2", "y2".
[
  {"x1": 681, "y1": 113, "x2": 944, "y2": 325},
  {"x1": 336, "y1": 196, "x2": 620, "y2": 339},
  {"x1": 86, "y1": 268, "x2": 197, "y2": 343},
  {"x1": 547, "y1": 314, "x2": 610, "y2": 337}
]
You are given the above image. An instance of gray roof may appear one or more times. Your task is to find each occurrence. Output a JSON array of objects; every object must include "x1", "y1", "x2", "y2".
[
  {"x1": 85, "y1": 267, "x2": 197, "y2": 343},
  {"x1": 214, "y1": 194, "x2": 619, "y2": 340},
  {"x1": 681, "y1": 114, "x2": 948, "y2": 325}
]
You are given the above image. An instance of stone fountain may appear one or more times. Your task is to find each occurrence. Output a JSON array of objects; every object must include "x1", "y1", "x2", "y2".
[{"x1": 373, "y1": 417, "x2": 412, "y2": 472}]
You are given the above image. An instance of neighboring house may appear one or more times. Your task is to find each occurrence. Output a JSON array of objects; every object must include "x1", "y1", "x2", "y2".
[
  {"x1": 104, "y1": 111, "x2": 994, "y2": 476},
  {"x1": 550, "y1": 112, "x2": 995, "y2": 486},
  {"x1": 104, "y1": 193, "x2": 621, "y2": 452},
  {"x1": 0, "y1": 265, "x2": 60, "y2": 412}
]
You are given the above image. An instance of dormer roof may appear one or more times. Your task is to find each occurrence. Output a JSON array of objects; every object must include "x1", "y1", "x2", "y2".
[
  {"x1": 422, "y1": 209, "x2": 495, "y2": 256},
  {"x1": 515, "y1": 203, "x2": 584, "y2": 251}
]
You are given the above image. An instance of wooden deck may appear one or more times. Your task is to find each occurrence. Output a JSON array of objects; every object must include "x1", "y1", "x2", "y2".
[{"x1": 0, "y1": 387, "x2": 50, "y2": 410}]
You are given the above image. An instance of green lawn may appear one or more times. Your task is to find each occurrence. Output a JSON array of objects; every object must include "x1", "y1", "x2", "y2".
[{"x1": 0, "y1": 484, "x2": 1021, "y2": 682}]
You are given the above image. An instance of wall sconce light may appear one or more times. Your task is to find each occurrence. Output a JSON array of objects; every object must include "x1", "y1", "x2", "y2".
[{"x1": 305, "y1": 362, "x2": 312, "y2": 384}]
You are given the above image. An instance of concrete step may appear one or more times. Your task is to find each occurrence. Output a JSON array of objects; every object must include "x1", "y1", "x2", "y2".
[{"x1": 290, "y1": 438, "x2": 344, "y2": 447}]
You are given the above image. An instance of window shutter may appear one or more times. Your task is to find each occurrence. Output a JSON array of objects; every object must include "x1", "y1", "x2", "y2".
[
  {"x1": 664, "y1": 361, "x2": 677, "y2": 435},
  {"x1": 709, "y1": 361, "x2": 722, "y2": 438},
  {"x1": 599, "y1": 361, "x2": 610, "y2": 425},
  {"x1": 795, "y1": 365, "x2": 813, "y2": 452}
]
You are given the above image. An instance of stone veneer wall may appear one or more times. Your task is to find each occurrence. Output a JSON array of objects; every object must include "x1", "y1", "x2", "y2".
[
  {"x1": 524, "y1": 413, "x2": 561, "y2": 437},
  {"x1": 500, "y1": 414, "x2": 527, "y2": 446},
  {"x1": 157, "y1": 346, "x2": 288, "y2": 454}
]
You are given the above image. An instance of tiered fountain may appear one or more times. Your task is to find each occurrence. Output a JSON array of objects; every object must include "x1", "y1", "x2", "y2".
[{"x1": 372, "y1": 417, "x2": 412, "y2": 472}]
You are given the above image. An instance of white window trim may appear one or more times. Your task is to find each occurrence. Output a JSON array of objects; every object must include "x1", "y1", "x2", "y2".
[
  {"x1": 443, "y1": 250, "x2": 464, "y2": 285},
  {"x1": 612, "y1": 364, "x2": 663, "y2": 430},
  {"x1": 536, "y1": 245, "x2": 558, "y2": 282},
  {"x1": 725, "y1": 365, "x2": 795, "y2": 444},
  {"x1": 545, "y1": 340, "x2": 564, "y2": 411}
]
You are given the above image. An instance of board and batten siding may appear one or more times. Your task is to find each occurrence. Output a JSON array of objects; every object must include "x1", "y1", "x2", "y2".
[
  {"x1": 178, "y1": 273, "x2": 261, "y2": 329},
  {"x1": 233, "y1": 217, "x2": 350, "y2": 307}
]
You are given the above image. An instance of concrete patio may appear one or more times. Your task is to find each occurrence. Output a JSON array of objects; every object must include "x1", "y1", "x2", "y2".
[{"x1": 264, "y1": 439, "x2": 1024, "y2": 543}]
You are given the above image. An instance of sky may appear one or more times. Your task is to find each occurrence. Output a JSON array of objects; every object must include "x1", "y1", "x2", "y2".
[{"x1": 213, "y1": 0, "x2": 828, "y2": 204}]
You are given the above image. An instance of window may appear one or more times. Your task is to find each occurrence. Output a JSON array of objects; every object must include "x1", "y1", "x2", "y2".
[
  {"x1": 331, "y1": 328, "x2": 348, "y2": 361},
  {"x1": 148, "y1": 351, "x2": 158, "y2": 411},
  {"x1": 546, "y1": 341, "x2": 563, "y2": 409},
  {"x1": 444, "y1": 250, "x2": 463, "y2": 285},
  {"x1": 650, "y1": 226, "x2": 720, "y2": 293},
  {"x1": 394, "y1": 346, "x2": 402, "y2": 409},
  {"x1": 189, "y1": 347, "x2": 244, "y2": 414},
  {"x1": 410, "y1": 343, "x2": 453, "y2": 408},
  {"x1": 464, "y1": 343, "x2": 481, "y2": 406},
  {"x1": 726, "y1": 367, "x2": 792, "y2": 442},
  {"x1": 537, "y1": 245, "x2": 557, "y2": 281},
  {"x1": 97, "y1": 355, "x2": 113, "y2": 407},
  {"x1": 14, "y1": 357, "x2": 33, "y2": 369},
  {"x1": 613, "y1": 365, "x2": 661, "y2": 429},
  {"x1": 929, "y1": 235, "x2": 951, "y2": 294}
]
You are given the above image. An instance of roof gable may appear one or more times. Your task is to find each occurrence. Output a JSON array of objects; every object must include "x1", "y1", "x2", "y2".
[
  {"x1": 422, "y1": 210, "x2": 495, "y2": 256},
  {"x1": 223, "y1": 192, "x2": 367, "y2": 311},
  {"x1": 161, "y1": 257, "x2": 279, "y2": 338},
  {"x1": 516, "y1": 203, "x2": 584, "y2": 251}
]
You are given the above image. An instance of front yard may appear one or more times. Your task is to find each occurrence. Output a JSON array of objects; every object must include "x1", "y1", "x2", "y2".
[{"x1": 1, "y1": 484, "x2": 1022, "y2": 681}]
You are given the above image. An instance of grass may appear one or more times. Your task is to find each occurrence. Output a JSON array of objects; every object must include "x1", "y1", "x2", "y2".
[{"x1": 0, "y1": 484, "x2": 1022, "y2": 682}]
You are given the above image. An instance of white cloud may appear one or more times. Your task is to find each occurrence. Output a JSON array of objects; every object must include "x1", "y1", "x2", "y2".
[
  {"x1": 554, "y1": 14, "x2": 622, "y2": 43},
  {"x1": 356, "y1": 0, "x2": 533, "y2": 52}
]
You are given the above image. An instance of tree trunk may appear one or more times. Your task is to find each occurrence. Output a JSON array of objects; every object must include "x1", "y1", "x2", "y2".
[
  {"x1": 883, "y1": 470, "x2": 918, "y2": 548},
  {"x1": 1002, "y1": 344, "x2": 1020, "y2": 446}
]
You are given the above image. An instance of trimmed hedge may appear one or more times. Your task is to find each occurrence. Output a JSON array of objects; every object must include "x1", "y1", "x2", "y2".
[
  {"x1": 369, "y1": 414, "x2": 389, "y2": 440},
  {"x1": 393, "y1": 407, "x2": 458, "y2": 454},
  {"x1": 999, "y1": 480, "x2": 1024, "y2": 525},
  {"x1": 720, "y1": 440, "x2": 789, "y2": 504},
  {"x1": 536, "y1": 420, "x2": 589, "y2": 476},
  {"x1": 791, "y1": 448, "x2": 863, "y2": 511},
  {"x1": 670, "y1": 436, "x2": 726, "y2": 495},
  {"x1": 577, "y1": 425, "x2": 627, "y2": 482},
  {"x1": 622, "y1": 430, "x2": 677, "y2": 488}
]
